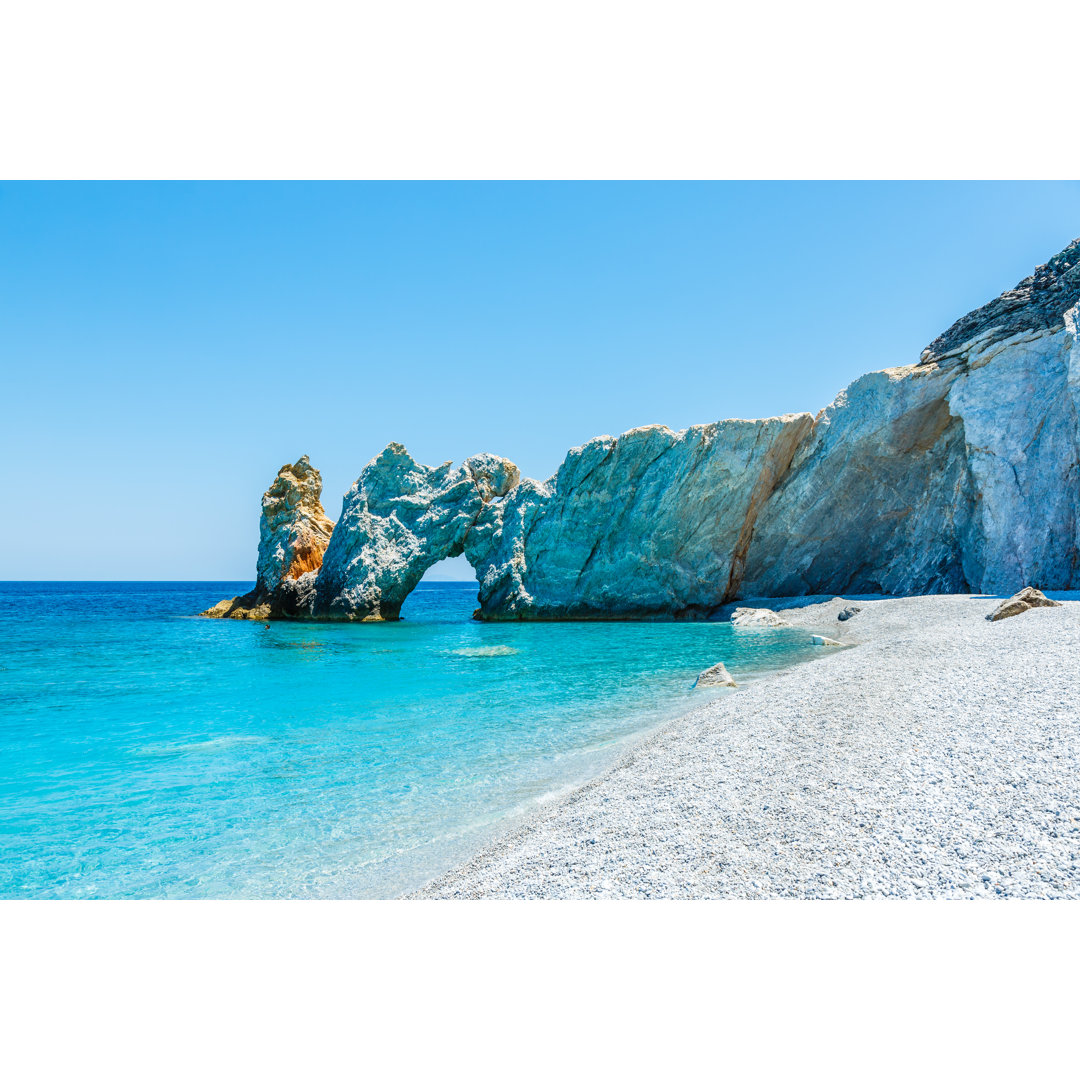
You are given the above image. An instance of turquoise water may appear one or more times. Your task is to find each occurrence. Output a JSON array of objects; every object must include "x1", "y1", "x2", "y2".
[{"x1": 0, "y1": 581, "x2": 823, "y2": 898}]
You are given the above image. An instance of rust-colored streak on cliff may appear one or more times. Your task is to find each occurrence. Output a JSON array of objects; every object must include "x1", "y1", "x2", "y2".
[{"x1": 723, "y1": 412, "x2": 815, "y2": 603}]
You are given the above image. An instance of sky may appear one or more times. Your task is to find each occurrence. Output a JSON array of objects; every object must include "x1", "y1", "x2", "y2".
[{"x1": 2, "y1": 181, "x2": 1078, "y2": 581}]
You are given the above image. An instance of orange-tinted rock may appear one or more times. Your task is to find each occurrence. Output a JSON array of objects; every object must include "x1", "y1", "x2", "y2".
[
  {"x1": 200, "y1": 455, "x2": 334, "y2": 619},
  {"x1": 256, "y1": 455, "x2": 335, "y2": 593}
]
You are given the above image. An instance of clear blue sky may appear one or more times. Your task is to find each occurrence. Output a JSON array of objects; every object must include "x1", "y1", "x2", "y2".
[{"x1": 2, "y1": 181, "x2": 1078, "y2": 580}]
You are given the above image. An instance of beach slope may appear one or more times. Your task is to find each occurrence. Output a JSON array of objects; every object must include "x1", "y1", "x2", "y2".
[{"x1": 416, "y1": 595, "x2": 1080, "y2": 898}]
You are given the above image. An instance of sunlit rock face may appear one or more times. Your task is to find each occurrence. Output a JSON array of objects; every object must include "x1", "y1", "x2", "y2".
[
  {"x1": 742, "y1": 238, "x2": 1080, "y2": 598},
  {"x1": 933, "y1": 241, "x2": 1080, "y2": 593},
  {"x1": 739, "y1": 361, "x2": 972, "y2": 597},
  {"x1": 257, "y1": 455, "x2": 336, "y2": 593},
  {"x1": 204, "y1": 237, "x2": 1080, "y2": 621},
  {"x1": 201, "y1": 455, "x2": 335, "y2": 619},
  {"x1": 309, "y1": 444, "x2": 520, "y2": 620},
  {"x1": 947, "y1": 302, "x2": 1080, "y2": 594},
  {"x1": 467, "y1": 416, "x2": 814, "y2": 619}
]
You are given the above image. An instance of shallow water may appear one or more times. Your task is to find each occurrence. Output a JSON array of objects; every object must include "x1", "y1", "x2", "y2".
[{"x1": 0, "y1": 581, "x2": 823, "y2": 898}]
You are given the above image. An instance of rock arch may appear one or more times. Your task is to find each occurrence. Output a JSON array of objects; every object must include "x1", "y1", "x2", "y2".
[{"x1": 306, "y1": 444, "x2": 519, "y2": 620}]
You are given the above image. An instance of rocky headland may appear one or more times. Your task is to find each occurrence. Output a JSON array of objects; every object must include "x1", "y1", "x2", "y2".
[{"x1": 204, "y1": 237, "x2": 1080, "y2": 621}]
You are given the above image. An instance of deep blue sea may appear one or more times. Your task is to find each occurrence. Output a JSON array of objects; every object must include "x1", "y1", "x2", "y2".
[{"x1": 0, "y1": 581, "x2": 824, "y2": 898}]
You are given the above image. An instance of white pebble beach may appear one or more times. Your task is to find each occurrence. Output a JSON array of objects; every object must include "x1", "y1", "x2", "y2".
[{"x1": 416, "y1": 593, "x2": 1080, "y2": 898}]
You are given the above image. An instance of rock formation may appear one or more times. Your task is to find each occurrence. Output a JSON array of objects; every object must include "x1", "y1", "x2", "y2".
[
  {"x1": 729, "y1": 607, "x2": 794, "y2": 628},
  {"x1": 465, "y1": 416, "x2": 813, "y2": 619},
  {"x1": 741, "y1": 238, "x2": 1080, "y2": 598},
  {"x1": 694, "y1": 661, "x2": 737, "y2": 688},
  {"x1": 257, "y1": 454, "x2": 336, "y2": 591},
  {"x1": 308, "y1": 445, "x2": 519, "y2": 620},
  {"x1": 201, "y1": 455, "x2": 335, "y2": 619},
  {"x1": 204, "y1": 237, "x2": 1080, "y2": 622},
  {"x1": 987, "y1": 587, "x2": 1063, "y2": 622},
  {"x1": 921, "y1": 240, "x2": 1080, "y2": 364}
]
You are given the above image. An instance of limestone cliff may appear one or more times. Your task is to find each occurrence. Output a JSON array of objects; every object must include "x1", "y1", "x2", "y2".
[
  {"x1": 743, "y1": 237, "x2": 1080, "y2": 597},
  {"x1": 465, "y1": 416, "x2": 813, "y2": 618},
  {"x1": 258, "y1": 455, "x2": 335, "y2": 588},
  {"x1": 203, "y1": 237, "x2": 1080, "y2": 621}
]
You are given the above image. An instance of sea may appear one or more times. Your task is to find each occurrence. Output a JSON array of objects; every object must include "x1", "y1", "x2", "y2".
[{"x1": 0, "y1": 580, "x2": 824, "y2": 898}]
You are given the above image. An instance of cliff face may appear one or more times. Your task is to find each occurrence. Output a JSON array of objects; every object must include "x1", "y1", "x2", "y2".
[
  {"x1": 465, "y1": 415, "x2": 814, "y2": 618},
  {"x1": 204, "y1": 237, "x2": 1080, "y2": 621},
  {"x1": 740, "y1": 362, "x2": 972, "y2": 597}
]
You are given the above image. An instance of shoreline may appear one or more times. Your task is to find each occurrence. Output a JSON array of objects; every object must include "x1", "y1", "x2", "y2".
[
  {"x1": 413, "y1": 593, "x2": 1080, "y2": 899},
  {"x1": 394, "y1": 612, "x2": 837, "y2": 896}
]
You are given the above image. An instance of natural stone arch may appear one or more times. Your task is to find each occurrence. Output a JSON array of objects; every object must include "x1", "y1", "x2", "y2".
[{"x1": 307, "y1": 444, "x2": 520, "y2": 620}]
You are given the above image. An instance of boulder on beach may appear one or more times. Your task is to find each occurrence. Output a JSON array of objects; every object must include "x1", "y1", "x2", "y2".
[
  {"x1": 837, "y1": 605, "x2": 861, "y2": 621},
  {"x1": 987, "y1": 587, "x2": 1063, "y2": 622},
  {"x1": 1013, "y1": 587, "x2": 1062, "y2": 608},
  {"x1": 730, "y1": 607, "x2": 792, "y2": 628},
  {"x1": 694, "y1": 661, "x2": 737, "y2": 688},
  {"x1": 811, "y1": 635, "x2": 845, "y2": 646}
]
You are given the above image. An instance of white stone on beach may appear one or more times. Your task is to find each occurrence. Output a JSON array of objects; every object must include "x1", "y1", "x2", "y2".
[
  {"x1": 810, "y1": 634, "x2": 844, "y2": 646},
  {"x1": 731, "y1": 607, "x2": 793, "y2": 628},
  {"x1": 694, "y1": 661, "x2": 736, "y2": 688}
]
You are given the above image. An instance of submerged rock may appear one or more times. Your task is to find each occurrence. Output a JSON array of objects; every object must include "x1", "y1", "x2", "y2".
[
  {"x1": 694, "y1": 661, "x2": 737, "y2": 688},
  {"x1": 987, "y1": 587, "x2": 1063, "y2": 622}
]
